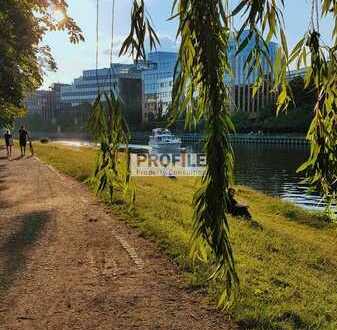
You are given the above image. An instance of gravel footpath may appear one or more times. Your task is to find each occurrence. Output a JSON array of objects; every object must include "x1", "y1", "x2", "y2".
[{"x1": 0, "y1": 148, "x2": 233, "y2": 330}]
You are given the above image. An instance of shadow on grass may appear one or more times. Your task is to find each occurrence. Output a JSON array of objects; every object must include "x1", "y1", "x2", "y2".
[
  {"x1": 238, "y1": 310, "x2": 310, "y2": 330},
  {"x1": 280, "y1": 207, "x2": 332, "y2": 229},
  {"x1": 0, "y1": 211, "x2": 51, "y2": 294},
  {"x1": 266, "y1": 200, "x2": 332, "y2": 230}
]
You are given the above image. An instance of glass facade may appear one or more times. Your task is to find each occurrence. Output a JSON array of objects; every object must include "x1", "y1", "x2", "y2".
[
  {"x1": 226, "y1": 31, "x2": 278, "y2": 85},
  {"x1": 59, "y1": 63, "x2": 143, "y2": 126},
  {"x1": 142, "y1": 34, "x2": 278, "y2": 121},
  {"x1": 60, "y1": 63, "x2": 142, "y2": 106},
  {"x1": 142, "y1": 52, "x2": 178, "y2": 121},
  {"x1": 226, "y1": 31, "x2": 278, "y2": 114}
]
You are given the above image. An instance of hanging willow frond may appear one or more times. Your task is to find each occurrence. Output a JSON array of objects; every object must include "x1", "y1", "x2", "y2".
[
  {"x1": 172, "y1": 0, "x2": 239, "y2": 308},
  {"x1": 233, "y1": 0, "x2": 293, "y2": 109},
  {"x1": 122, "y1": 0, "x2": 239, "y2": 307},
  {"x1": 119, "y1": 0, "x2": 160, "y2": 60},
  {"x1": 88, "y1": 92, "x2": 134, "y2": 207},
  {"x1": 296, "y1": 39, "x2": 337, "y2": 210}
]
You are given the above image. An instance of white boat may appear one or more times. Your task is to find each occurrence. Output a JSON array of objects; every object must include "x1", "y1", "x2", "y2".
[{"x1": 149, "y1": 128, "x2": 182, "y2": 153}]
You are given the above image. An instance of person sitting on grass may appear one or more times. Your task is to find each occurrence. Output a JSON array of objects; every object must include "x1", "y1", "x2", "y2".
[
  {"x1": 19, "y1": 126, "x2": 29, "y2": 157},
  {"x1": 227, "y1": 188, "x2": 252, "y2": 220},
  {"x1": 4, "y1": 129, "x2": 13, "y2": 160}
]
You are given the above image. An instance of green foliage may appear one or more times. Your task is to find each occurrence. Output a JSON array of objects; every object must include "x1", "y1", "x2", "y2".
[
  {"x1": 294, "y1": 35, "x2": 337, "y2": 211},
  {"x1": 0, "y1": 0, "x2": 83, "y2": 127},
  {"x1": 119, "y1": 0, "x2": 160, "y2": 59},
  {"x1": 233, "y1": 0, "x2": 337, "y2": 215},
  {"x1": 88, "y1": 92, "x2": 135, "y2": 207},
  {"x1": 0, "y1": 105, "x2": 25, "y2": 129}
]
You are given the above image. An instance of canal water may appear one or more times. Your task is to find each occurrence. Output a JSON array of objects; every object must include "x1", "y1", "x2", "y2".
[
  {"x1": 50, "y1": 137, "x2": 329, "y2": 211},
  {"x1": 232, "y1": 143, "x2": 322, "y2": 210},
  {"x1": 186, "y1": 142, "x2": 332, "y2": 211}
]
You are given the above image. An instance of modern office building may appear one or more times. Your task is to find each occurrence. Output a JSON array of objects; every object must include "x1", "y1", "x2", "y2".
[
  {"x1": 141, "y1": 35, "x2": 278, "y2": 122},
  {"x1": 49, "y1": 83, "x2": 71, "y2": 112},
  {"x1": 60, "y1": 64, "x2": 143, "y2": 125},
  {"x1": 141, "y1": 52, "x2": 177, "y2": 122},
  {"x1": 227, "y1": 31, "x2": 278, "y2": 115},
  {"x1": 45, "y1": 83, "x2": 72, "y2": 120}
]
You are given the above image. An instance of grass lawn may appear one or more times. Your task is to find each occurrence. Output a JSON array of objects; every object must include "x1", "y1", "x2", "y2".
[{"x1": 34, "y1": 142, "x2": 337, "y2": 330}]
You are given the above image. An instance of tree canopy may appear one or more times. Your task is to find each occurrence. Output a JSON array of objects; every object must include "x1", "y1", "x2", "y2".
[{"x1": 0, "y1": 0, "x2": 83, "y2": 127}]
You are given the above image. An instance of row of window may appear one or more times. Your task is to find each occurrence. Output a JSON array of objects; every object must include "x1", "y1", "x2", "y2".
[
  {"x1": 160, "y1": 81, "x2": 173, "y2": 88},
  {"x1": 72, "y1": 82, "x2": 118, "y2": 90},
  {"x1": 62, "y1": 91, "x2": 99, "y2": 98}
]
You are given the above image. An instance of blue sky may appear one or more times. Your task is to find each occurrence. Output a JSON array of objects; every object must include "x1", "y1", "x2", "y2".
[{"x1": 42, "y1": 0, "x2": 333, "y2": 88}]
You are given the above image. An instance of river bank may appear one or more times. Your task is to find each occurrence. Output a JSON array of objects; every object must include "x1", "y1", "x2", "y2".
[{"x1": 33, "y1": 142, "x2": 337, "y2": 329}]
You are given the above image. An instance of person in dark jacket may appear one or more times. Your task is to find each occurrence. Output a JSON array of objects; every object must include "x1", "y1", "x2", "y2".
[
  {"x1": 19, "y1": 126, "x2": 29, "y2": 157},
  {"x1": 227, "y1": 188, "x2": 252, "y2": 220},
  {"x1": 4, "y1": 129, "x2": 13, "y2": 160}
]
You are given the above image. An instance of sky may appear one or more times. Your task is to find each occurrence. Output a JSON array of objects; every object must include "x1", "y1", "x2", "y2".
[{"x1": 42, "y1": 0, "x2": 334, "y2": 88}]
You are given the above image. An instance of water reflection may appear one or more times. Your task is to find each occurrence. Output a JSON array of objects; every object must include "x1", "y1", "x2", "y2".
[
  {"x1": 233, "y1": 143, "x2": 333, "y2": 211},
  {"x1": 188, "y1": 143, "x2": 332, "y2": 211}
]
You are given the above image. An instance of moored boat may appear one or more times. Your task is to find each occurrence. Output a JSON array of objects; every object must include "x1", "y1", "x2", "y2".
[{"x1": 149, "y1": 128, "x2": 182, "y2": 153}]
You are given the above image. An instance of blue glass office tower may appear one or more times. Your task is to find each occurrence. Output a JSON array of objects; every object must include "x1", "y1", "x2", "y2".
[
  {"x1": 141, "y1": 34, "x2": 278, "y2": 122},
  {"x1": 141, "y1": 52, "x2": 178, "y2": 121}
]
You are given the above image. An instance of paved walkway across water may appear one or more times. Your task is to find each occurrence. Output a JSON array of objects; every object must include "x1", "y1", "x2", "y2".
[{"x1": 0, "y1": 147, "x2": 232, "y2": 330}]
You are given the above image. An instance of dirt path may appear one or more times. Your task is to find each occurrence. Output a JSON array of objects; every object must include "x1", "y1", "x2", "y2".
[{"x1": 0, "y1": 147, "x2": 233, "y2": 330}]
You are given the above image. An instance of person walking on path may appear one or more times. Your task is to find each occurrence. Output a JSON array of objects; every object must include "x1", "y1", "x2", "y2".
[
  {"x1": 4, "y1": 129, "x2": 13, "y2": 160},
  {"x1": 19, "y1": 126, "x2": 29, "y2": 157}
]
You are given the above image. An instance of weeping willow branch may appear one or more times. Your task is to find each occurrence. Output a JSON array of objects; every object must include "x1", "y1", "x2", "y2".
[
  {"x1": 172, "y1": 0, "x2": 239, "y2": 308},
  {"x1": 88, "y1": 92, "x2": 135, "y2": 207},
  {"x1": 296, "y1": 38, "x2": 337, "y2": 214},
  {"x1": 119, "y1": 0, "x2": 160, "y2": 60},
  {"x1": 122, "y1": 0, "x2": 239, "y2": 307}
]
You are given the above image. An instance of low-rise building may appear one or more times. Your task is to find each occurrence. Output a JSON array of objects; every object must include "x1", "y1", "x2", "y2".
[
  {"x1": 60, "y1": 64, "x2": 142, "y2": 126},
  {"x1": 24, "y1": 83, "x2": 71, "y2": 120},
  {"x1": 24, "y1": 90, "x2": 50, "y2": 115}
]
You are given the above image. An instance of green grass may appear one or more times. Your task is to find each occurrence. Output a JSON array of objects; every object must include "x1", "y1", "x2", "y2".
[{"x1": 34, "y1": 142, "x2": 337, "y2": 329}]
